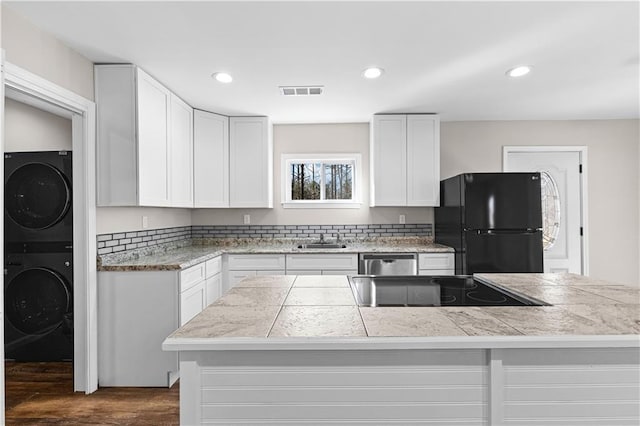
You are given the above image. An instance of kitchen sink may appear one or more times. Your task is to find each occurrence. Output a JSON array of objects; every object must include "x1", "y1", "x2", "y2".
[
  {"x1": 297, "y1": 243, "x2": 347, "y2": 249},
  {"x1": 348, "y1": 275, "x2": 547, "y2": 307}
]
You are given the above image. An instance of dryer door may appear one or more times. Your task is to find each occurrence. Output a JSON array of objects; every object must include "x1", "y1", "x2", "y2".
[
  {"x1": 4, "y1": 267, "x2": 72, "y2": 335},
  {"x1": 5, "y1": 162, "x2": 72, "y2": 230}
]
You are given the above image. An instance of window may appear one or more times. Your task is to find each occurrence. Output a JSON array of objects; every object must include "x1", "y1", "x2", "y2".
[
  {"x1": 540, "y1": 171, "x2": 561, "y2": 250},
  {"x1": 282, "y1": 154, "x2": 361, "y2": 208}
]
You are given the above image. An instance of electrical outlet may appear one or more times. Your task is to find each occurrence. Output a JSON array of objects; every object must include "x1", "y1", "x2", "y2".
[
  {"x1": 243, "y1": 214, "x2": 251, "y2": 225},
  {"x1": 399, "y1": 214, "x2": 406, "y2": 224},
  {"x1": 142, "y1": 216, "x2": 149, "y2": 229}
]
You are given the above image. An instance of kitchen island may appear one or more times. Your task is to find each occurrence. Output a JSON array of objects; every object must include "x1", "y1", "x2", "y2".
[{"x1": 163, "y1": 273, "x2": 639, "y2": 425}]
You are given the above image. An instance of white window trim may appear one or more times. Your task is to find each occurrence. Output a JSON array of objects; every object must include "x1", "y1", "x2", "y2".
[{"x1": 281, "y1": 153, "x2": 362, "y2": 209}]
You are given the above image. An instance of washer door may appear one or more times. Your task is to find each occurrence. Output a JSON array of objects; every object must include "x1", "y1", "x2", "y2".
[
  {"x1": 5, "y1": 267, "x2": 72, "y2": 335},
  {"x1": 5, "y1": 162, "x2": 71, "y2": 230}
]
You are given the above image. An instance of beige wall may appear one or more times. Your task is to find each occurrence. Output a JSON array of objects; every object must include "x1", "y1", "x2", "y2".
[
  {"x1": 441, "y1": 120, "x2": 640, "y2": 287},
  {"x1": 96, "y1": 207, "x2": 192, "y2": 234},
  {"x1": 4, "y1": 98, "x2": 72, "y2": 151},
  {"x1": 1, "y1": 5, "x2": 93, "y2": 101},
  {"x1": 191, "y1": 123, "x2": 433, "y2": 226},
  {"x1": 2, "y1": 5, "x2": 192, "y2": 234}
]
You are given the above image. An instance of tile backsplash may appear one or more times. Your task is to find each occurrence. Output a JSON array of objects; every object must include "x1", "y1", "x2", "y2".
[
  {"x1": 97, "y1": 226, "x2": 191, "y2": 255},
  {"x1": 97, "y1": 224, "x2": 432, "y2": 255}
]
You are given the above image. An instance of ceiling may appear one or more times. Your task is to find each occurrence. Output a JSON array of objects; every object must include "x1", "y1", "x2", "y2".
[{"x1": 5, "y1": 1, "x2": 639, "y2": 123}]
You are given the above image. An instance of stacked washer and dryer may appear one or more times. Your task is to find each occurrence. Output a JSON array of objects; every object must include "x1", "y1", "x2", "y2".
[{"x1": 4, "y1": 151, "x2": 74, "y2": 361}]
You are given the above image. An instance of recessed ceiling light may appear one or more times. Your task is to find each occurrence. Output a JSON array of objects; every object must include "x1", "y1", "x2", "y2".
[
  {"x1": 363, "y1": 67, "x2": 384, "y2": 79},
  {"x1": 506, "y1": 65, "x2": 532, "y2": 78},
  {"x1": 212, "y1": 72, "x2": 233, "y2": 83}
]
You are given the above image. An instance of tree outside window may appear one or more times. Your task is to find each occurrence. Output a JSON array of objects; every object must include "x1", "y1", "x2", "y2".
[{"x1": 283, "y1": 154, "x2": 360, "y2": 208}]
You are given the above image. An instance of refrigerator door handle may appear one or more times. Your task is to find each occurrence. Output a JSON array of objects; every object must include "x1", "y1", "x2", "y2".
[{"x1": 469, "y1": 229, "x2": 542, "y2": 235}]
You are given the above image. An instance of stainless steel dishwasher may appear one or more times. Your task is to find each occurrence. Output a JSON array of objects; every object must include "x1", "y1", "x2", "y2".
[{"x1": 358, "y1": 253, "x2": 418, "y2": 275}]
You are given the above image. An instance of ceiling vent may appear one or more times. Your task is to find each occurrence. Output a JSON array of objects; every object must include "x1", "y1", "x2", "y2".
[{"x1": 280, "y1": 86, "x2": 324, "y2": 96}]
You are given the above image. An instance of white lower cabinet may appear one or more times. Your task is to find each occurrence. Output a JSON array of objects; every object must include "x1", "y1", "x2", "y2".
[
  {"x1": 225, "y1": 254, "x2": 286, "y2": 290},
  {"x1": 418, "y1": 252, "x2": 455, "y2": 275},
  {"x1": 205, "y1": 274, "x2": 222, "y2": 306},
  {"x1": 286, "y1": 254, "x2": 358, "y2": 275},
  {"x1": 180, "y1": 281, "x2": 205, "y2": 326},
  {"x1": 97, "y1": 255, "x2": 222, "y2": 387},
  {"x1": 204, "y1": 256, "x2": 223, "y2": 306}
]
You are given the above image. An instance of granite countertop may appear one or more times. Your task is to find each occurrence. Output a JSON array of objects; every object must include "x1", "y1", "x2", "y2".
[
  {"x1": 166, "y1": 273, "x2": 640, "y2": 342},
  {"x1": 98, "y1": 237, "x2": 453, "y2": 271}
]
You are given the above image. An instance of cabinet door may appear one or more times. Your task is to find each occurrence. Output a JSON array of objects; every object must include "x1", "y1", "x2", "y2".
[
  {"x1": 286, "y1": 254, "x2": 358, "y2": 271},
  {"x1": 227, "y1": 271, "x2": 257, "y2": 290},
  {"x1": 136, "y1": 69, "x2": 170, "y2": 206},
  {"x1": 418, "y1": 253, "x2": 455, "y2": 270},
  {"x1": 407, "y1": 115, "x2": 440, "y2": 206},
  {"x1": 227, "y1": 254, "x2": 286, "y2": 271},
  {"x1": 180, "y1": 281, "x2": 205, "y2": 326},
  {"x1": 371, "y1": 115, "x2": 407, "y2": 206},
  {"x1": 205, "y1": 273, "x2": 222, "y2": 306},
  {"x1": 229, "y1": 117, "x2": 273, "y2": 208},
  {"x1": 95, "y1": 64, "x2": 138, "y2": 206},
  {"x1": 194, "y1": 110, "x2": 229, "y2": 207},
  {"x1": 169, "y1": 94, "x2": 194, "y2": 207}
]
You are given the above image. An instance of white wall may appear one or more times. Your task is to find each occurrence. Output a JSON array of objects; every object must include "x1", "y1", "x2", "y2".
[
  {"x1": 1, "y1": 5, "x2": 192, "y2": 235},
  {"x1": 192, "y1": 123, "x2": 433, "y2": 226},
  {"x1": 4, "y1": 98, "x2": 72, "y2": 151},
  {"x1": 441, "y1": 120, "x2": 640, "y2": 287}
]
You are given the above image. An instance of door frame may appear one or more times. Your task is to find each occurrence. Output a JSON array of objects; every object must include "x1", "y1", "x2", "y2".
[
  {"x1": 2, "y1": 58, "x2": 98, "y2": 394},
  {"x1": 502, "y1": 146, "x2": 589, "y2": 276}
]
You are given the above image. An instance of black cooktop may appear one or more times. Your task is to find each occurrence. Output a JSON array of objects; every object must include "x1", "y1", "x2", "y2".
[{"x1": 348, "y1": 275, "x2": 547, "y2": 307}]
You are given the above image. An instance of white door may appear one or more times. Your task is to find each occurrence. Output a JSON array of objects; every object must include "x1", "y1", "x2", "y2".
[{"x1": 504, "y1": 148, "x2": 584, "y2": 274}]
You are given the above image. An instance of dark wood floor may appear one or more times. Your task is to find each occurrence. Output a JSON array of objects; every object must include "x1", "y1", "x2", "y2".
[{"x1": 5, "y1": 362, "x2": 179, "y2": 425}]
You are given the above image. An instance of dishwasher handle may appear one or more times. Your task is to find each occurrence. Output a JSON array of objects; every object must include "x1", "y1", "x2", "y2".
[
  {"x1": 358, "y1": 253, "x2": 418, "y2": 275},
  {"x1": 359, "y1": 253, "x2": 417, "y2": 261}
]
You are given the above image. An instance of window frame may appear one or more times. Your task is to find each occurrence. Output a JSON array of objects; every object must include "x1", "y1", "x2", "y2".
[{"x1": 281, "y1": 153, "x2": 362, "y2": 209}]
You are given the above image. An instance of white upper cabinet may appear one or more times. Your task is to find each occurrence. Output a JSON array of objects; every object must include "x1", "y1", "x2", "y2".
[
  {"x1": 370, "y1": 114, "x2": 440, "y2": 207},
  {"x1": 406, "y1": 115, "x2": 440, "y2": 206},
  {"x1": 95, "y1": 64, "x2": 193, "y2": 207},
  {"x1": 229, "y1": 116, "x2": 273, "y2": 208},
  {"x1": 169, "y1": 94, "x2": 194, "y2": 207},
  {"x1": 193, "y1": 110, "x2": 229, "y2": 207},
  {"x1": 370, "y1": 115, "x2": 407, "y2": 206}
]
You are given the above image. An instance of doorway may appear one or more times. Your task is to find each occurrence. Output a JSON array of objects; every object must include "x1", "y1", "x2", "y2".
[
  {"x1": 503, "y1": 146, "x2": 588, "y2": 275},
  {"x1": 2, "y1": 58, "x2": 98, "y2": 410}
]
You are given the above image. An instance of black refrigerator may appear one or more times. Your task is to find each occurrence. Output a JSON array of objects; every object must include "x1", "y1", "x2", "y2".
[{"x1": 435, "y1": 173, "x2": 543, "y2": 275}]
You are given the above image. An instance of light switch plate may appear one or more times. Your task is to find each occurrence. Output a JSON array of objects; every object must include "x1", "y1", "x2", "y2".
[
  {"x1": 243, "y1": 214, "x2": 251, "y2": 225},
  {"x1": 399, "y1": 214, "x2": 406, "y2": 224},
  {"x1": 142, "y1": 216, "x2": 149, "y2": 229}
]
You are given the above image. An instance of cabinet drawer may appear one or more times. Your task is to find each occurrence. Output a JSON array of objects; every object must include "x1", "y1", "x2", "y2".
[
  {"x1": 419, "y1": 269, "x2": 455, "y2": 276},
  {"x1": 418, "y1": 253, "x2": 455, "y2": 270},
  {"x1": 286, "y1": 254, "x2": 358, "y2": 271},
  {"x1": 180, "y1": 263, "x2": 206, "y2": 292},
  {"x1": 227, "y1": 254, "x2": 285, "y2": 270},
  {"x1": 322, "y1": 269, "x2": 359, "y2": 276},
  {"x1": 205, "y1": 256, "x2": 222, "y2": 278}
]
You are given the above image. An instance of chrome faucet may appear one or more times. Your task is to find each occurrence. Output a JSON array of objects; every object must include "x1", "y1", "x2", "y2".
[{"x1": 319, "y1": 233, "x2": 325, "y2": 244}]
